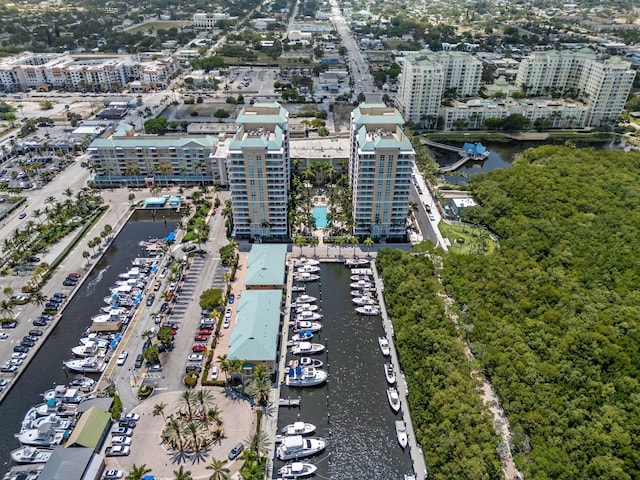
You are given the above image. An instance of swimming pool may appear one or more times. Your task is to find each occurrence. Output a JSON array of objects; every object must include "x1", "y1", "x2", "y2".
[{"x1": 313, "y1": 206, "x2": 328, "y2": 228}]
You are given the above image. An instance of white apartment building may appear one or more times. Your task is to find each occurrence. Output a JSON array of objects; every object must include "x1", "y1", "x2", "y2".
[
  {"x1": 87, "y1": 124, "x2": 225, "y2": 188},
  {"x1": 441, "y1": 99, "x2": 589, "y2": 131},
  {"x1": 515, "y1": 49, "x2": 635, "y2": 126},
  {"x1": 349, "y1": 103, "x2": 415, "y2": 241},
  {"x1": 397, "y1": 50, "x2": 482, "y2": 124},
  {"x1": 0, "y1": 53, "x2": 181, "y2": 92},
  {"x1": 227, "y1": 103, "x2": 290, "y2": 241},
  {"x1": 192, "y1": 13, "x2": 234, "y2": 28}
]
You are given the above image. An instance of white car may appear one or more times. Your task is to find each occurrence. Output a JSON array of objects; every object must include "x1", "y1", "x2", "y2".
[
  {"x1": 111, "y1": 436, "x2": 132, "y2": 446},
  {"x1": 188, "y1": 354, "x2": 204, "y2": 362},
  {"x1": 122, "y1": 413, "x2": 140, "y2": 421},
  {"x1": 11, "y1": 353, "x2": 26, "y2": 360},
  {"x1": 223, "y1": 317, "x2": 230, "y2": 329},
  {"x1": 224, "y1": 308, "x2": 232, "y2": 319},
  {"x1": 0, "y1": 333, "x2": 8, "y2": 340},
  {"x1": 102, "y1": 470, "x2": 124, "y2": 480},
  {"x1": 211, "y1": 366, "x2": 219, "y2": 380},
  {"x1": 117, "y1": 351, "x2": 128, "y2": 366}
]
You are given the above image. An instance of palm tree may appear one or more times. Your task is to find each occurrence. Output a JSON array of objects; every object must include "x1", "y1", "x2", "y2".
[
  {"x1": 364, "y1": 237, "x2": 374, "y2": 257},
  {"x1": 173, "y1": 465, "x2": 192, "y2": 480},
  {"x1": 206, "y1": 458, "x2": 230, "y2": 480},
  {"x1": 30, "y1": 291, "x2": 47, "y2": 309},
  {"x1": 178, "y1": 389, "x2": 196, "y2": 420},
  {"x1": 217, "y1": 354, "x2": 230, "y2": 385},
  {"x1": 348, "y1": 235, "x2": 359, "y2": 256},
  {"x1": 0, "y1": 300, "x2": 15, "y2": 320},
  {"x1": 141, "y1": 329, "x2": 154, "y2": 347},
  {"x1": 244, "y1": 430, "x2": 271, "y2": 462},
  {"x1": 194, "y1": 389, "x2": 215, "y2": 417},
  {"x1": 295, "y1": 236, "x2": 306, "y2": 256},
  {"x1": 126, "y1": 464, "x2": 152, "y2": 480},
  {"x1": 335, "y1": 236, "x2": 345, "y2": 257},
  {"x1": 153, "y1": 402, "x2": 167, "y2": 422},
  {"x1": 163, "y1": 418, "x2": 187, "y2": 453},
  {"x1": 310, "y1": 236, "x2": 319, "y2": 257}
]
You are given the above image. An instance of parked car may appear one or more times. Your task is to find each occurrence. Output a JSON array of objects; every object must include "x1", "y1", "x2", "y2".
[
  {"x1": 223, "y1": 318, "x2": 231, "y2": 329},
  {"x1": 33, "y1": 318, "x2": 47, "y2": 326},
  {"x1": 224, "y1": 308, "x2": 232, "y2": 319},
  {"x1": 18, "y1": 212, "x2": 26, "y2": 219},
  {"x1": 211, "y1": 366, "x2": 219, "y2": 380},
  {"x1": 146, "y1": 293, "x2": 155, "y2": 307},
  {"x1": 194, "y1": 335, "x2": 208, "y2": 342},
  {"x1": 102, "y1": 469, "x2": 124, "y2": 479},
  {"x1": 1, "y1": 364, "x2": 18, "y2": 373},
  {"x1": 111, "y1": 436, "x2": 132, "y2": 446},
  {"x1": 134, "y1": 354, "x2": 143, "y2": 369},
  {"x1": 63, "y1": 278, "x2": 77, "y2": 286},
  {"x1": 44, "y1": 303, "x2": 59, "y2": 311},
  {"x1": 192, "y1": 344, "x2": 206, "y2": 353},
  {"x1": 0, "y1": 332, "x2": 8, "y2": 340},
  {"x1": 28, "y1": 329, "x2": 43, "y2": 336},
  {"x1": 118, "y1": 419, "x2": 137, "y2": 429},
  {"x1": 228, "y1": 442, "x2": 244, "y2": 460},
  {"x1": 20, "y1": 339, "x2": 36, "y2": 348},
  {"x1": 3, "y1": 321, "x2": 18, "y2": 329},
  {"x1": 199, "y1": 321, "x2": 215, "y2": 330},
  {"x1": 28, "y1": 256, "x2": 40, "y2": 263},
  {"x1": 117, "y1": 351, "x2": 128, "y2": 366},
  {"x1": 110, "y1": 427, "x2": 134, "y2": 437},
  {"x1": 68, "y1": 272, "x2": 81, "y2": 279},
  {"x1": 39, "y1": 314, "x2": 54, "y2": 321},
  {"x1": 105, "y1": 445, "x2": 130, "y2": 457},
  {"x1": 159, "y1": 302, "x2": 169, "y2": 313},
  {"x1": 13, "y1": 345, "x2": 29, "y2": 353},
  {"x1": 185, "y1": 364, "x2": 202, "y2": 373},
  {"x1": 147, "y1": 364, "x2": 163, "y2": 372},
  {"x1": 197, "y1": 328, "x2": 213, "y2": 336},
  {"x1": 53, "y1": 292, "x2": 67, "y2": 299},
  {"x1": 188, "y1": 354, "x2": 204, "y2": 362},
  {"x1": 228, "y1": 293, "x2": 235, "y2": 304},
  {"x1": 11, "y1": 352, "x2": 26, "y2": 360},
  {"x1": 122, "y1": 413, "x2": 140, "y2": 421}
]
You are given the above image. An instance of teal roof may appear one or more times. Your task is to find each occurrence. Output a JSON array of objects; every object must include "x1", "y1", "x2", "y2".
[
  {"x1": 235, "y1": 102, "x2": 288, "y2": 125},
  {"x1": 352, "y1": 103, "x2": 405, "y2": 127},
  {"x1": 228, "y1": 124, "x2": 285, "y2": 151},
  {"x1": 228, "y1": 290, "x2": 282, "y2": 362},
  {"x1": 89, "y1": 129, "x2": 215, "y2": 149},
  {"x1": 245, "y1": 244, "x2": 288, "y2": 287}
]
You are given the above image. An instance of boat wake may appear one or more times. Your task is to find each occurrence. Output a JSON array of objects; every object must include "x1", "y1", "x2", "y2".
[{"x1": 84, "y1": 266, "x2": 109, "y2": 295}]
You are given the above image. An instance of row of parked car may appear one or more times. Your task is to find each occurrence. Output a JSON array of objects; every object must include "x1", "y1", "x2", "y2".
[{"x1": 105, "y1": 413, "x2": 141, "y2": 457}]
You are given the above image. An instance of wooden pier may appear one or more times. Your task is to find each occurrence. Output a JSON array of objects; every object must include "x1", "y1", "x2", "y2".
[{"x1": 420, "y1": 139, "x2": 490, "y2": 172}]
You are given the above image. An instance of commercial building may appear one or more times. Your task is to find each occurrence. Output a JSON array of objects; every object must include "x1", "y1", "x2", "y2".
[
  {"x1": 0, "y1": 52, "x2": 181, "y2": 92},
  {"x1": 397, "y1": 50, "x2": 483, "y2": 124},
  {"x1": 192, "y1": 13, "x2": 235, "y2": 28},
  {"x1": 515, "y1": 49, "x2": 635, "y2": 126},
  {"x1": 87, "y1": 124, "x2": 227, "y2": 188},
  {"x1": 227, "y1": 103, "x2": 290, "y2": 241},
  {"x1": 245, "y1": 244, "x2": 288, "y2": 290},
  {"x1": 349, "y1": 103, "x2": 415, "y2": 240}
]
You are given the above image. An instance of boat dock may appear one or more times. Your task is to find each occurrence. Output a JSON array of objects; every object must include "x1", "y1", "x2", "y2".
[{"x1": 420, "y1": 139, "x2": 489, "y2": 172}]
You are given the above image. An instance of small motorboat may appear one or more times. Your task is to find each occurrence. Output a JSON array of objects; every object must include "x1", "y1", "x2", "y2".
[
  {"x1": 291, "y1": 342, "x2": 325, "y2": 355},
  {"x1": 286, "y1": 366, "x2": 328, "y2": 387},
  {"x1": 293, "y1": 321, "x2": 322, "y2": 333},
  {"x1": 289, "y1": 357, "x2": 324, "y2": 369},
  {"x1": 294, "y1": 310, "x2": 323, "y2": 322},
  {"x1": 378, "y1": 337, "x2": 391, "y2": 357},
  {"x1": 295, "y1": 303, "x2": 319, "y2": 313},
  {"x1": 281, "y1": 421, "x2": 316, "y2": 436},
  {"x1": 404, "y1": 473, "x2": 417, "y2": 480},
  {"x1": 17, "y1": 424, "x2": 66, "y2": 447},
  {"x1": 350, "y1": 274, "x2": 372, "y2": 282},
  {"x1": 295, "y1": 295, "x2": 317, "y2": 304},
  {"x1": 294, "y1": 258, "x2": 320, "y2": 267},
  {"x1": 352, "y1": 296, "x2": 377, "y2": 306},
  {"x1": 71, "y1": 341, "x2": 106, "y2": 358},
  {"x1": 350, "y1": 280, "x2": 374, "y2": 290},
  {"x1": 345, "y1": 258, "x2": 370, "y2": 268},
  {"x1": 295, "y1": 272, "x2": 319, "y2": 282},
  {"x1": 277, "y1": 435, "x2": 326, "y2": 460},
  {"x1": 351, "y1": 289, "x2": 375, "y2": 297},
  {"x1": 296, "y1": 265, "x2": 320, "y2": 274},
  {"x1": 395, "y1": 420, "x2": 408, "y2": 449},
  {"x1": 384, "y1": 363, "x2": 396, "y2": 385},
  {"x1": 387, "y1": 387, "x2": 401, "y2": 413},
  {"x1": 291, "y1": 285, "x2": 306, "y2": 292},
  {"x1": 63, "y1": 356, "x2": 106, "y2": 374},
  {"x1": 10, "y1": 446, "x2": 53, "y2": 464},
  {"x1": 290, "y1": 331, "x2": 314, "y2": 343},
  {"x1": 278, "y1": 461, "x2": 318, "y2": 479},
  {"x1": 355, "y1": 305, "x2": 381, "y2": 316}
]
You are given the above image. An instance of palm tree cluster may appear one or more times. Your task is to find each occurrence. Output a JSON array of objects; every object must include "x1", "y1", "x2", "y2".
[
  {"x1": 1, "y1": 187, "x2": 104, "y2": 286},
  {"x1": 216, "y1": 354, "x2": 245, "y2": 387},
  {"x1": 326, "y1": 173, "x2": 353, "y2": 237},
  {"x1": 159, "y1": 390, "x2": 224, "y2": 464},
  {"x1": 243, "y1": 365, "x2": 272, "y2": 407},
  {"x1": 289, "y1": 173, "x2": 314, "y2": 238},
  {"x1": 239, "y1": 430, "x2": 271, "y2": 480}
]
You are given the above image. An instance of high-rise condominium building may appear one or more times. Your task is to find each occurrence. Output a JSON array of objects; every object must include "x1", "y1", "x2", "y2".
[
  {"x1": 227, "y1": 103, "x2": 290, "y2": 241},
  {"x1": 349, "y1": 103, "x2": 415, "y2": 241},
  {"x1": 515, "y1": 49, "x2": 635, "y2": 126},
  {"x1": 397, "y1": 50, "x2": 483, "y2": 124}
]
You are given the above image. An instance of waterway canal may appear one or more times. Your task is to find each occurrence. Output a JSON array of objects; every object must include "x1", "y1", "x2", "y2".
[
  {"x1": 0, "y1": 210, "x2": 179, "y2": 475},
  {"x1": 278, "y1": 263, "x2": 413, "y2": 479}
]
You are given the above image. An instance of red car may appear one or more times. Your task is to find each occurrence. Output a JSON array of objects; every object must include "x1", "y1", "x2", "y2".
[
  {"x1": 171, "y1": 328, "x2": 178, "y2": 336},
  {"x1": 192, "y1": 344, "x2": 206, "y2": 352},
  {"x1": 68, "y1": 272, "x2": 82, "y2": 279},
  {"x1": 194, "y1": 335, "x2": 208, "y2": 342},
  {"x1": 197, "y1": 329, "x2": 213, "y2": 336}
]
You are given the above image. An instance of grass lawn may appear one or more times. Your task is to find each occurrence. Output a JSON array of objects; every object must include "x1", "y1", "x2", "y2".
[
  {"x1": 128, "y1": 21, "x2": 192, "y2": 33},
  {"x1": 182, "y1": 103, "x2": 237, "y2": 118},
  {"x1": 439, "y1": 222, "x2": 497, "y2": 255}
]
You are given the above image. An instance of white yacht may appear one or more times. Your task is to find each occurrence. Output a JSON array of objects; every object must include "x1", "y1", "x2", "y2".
[
  {"x1": 71, "y1": 341, "x2": 105, "y2": 358},
  {"x1": 278, "y1": 462, "x2": 318, "y2": 479},
  {"x1": 63, "y1": 356, "x2": 106, "y2": 374},
  {"x1": 10, "y1": 446, "x2": 53, "y2": 464},
  {"x1": 78, "y1": 334, "x2": 110, "y2": 348},
  {"x1": 294, "y1": 258, "x2": 320, "y2": 267},
  {"x1": 355, "y1": 305, "x2": 381, "y2": 316},
  {"x1": 286, "y1": 366, "x2": 328, "y2": 387},
  {"x1": 395, "y1": 420, "x2": 408, "y2": 449},
  {"x1": 295, "y1": 303, "x2": 318, "y2": 313},
  {"x1": 289, "y1": 357, "x2": 323, "y2": 369},
  {"x1": 291, "y1": 342, "x2": 325, "y2": 355},
  {"x1": 350, "y1": 280, "x2": 374, "y2": 290},
  {"x1": 42, "y1": 386, "x2": 85, "y2": 404},
  {"x1": 350, "y1": 274, "x2": 372, "y2": 282},
  {"x1": 294, "y1": 310, "x2": 322, "y2": 322},
  {"x1": 281, "y1": 422, "x2": 316, "y2": 436},
  {"x1": 17, "y1": 423, "x2": 67, "y2": 447},
  {"x1": 290, "y1": 331, "x2": 314, "y2": 343},
  {"x1": 295, "y1": 294, "x2": 317, "y2": 304},
  {"x1": 378, "y1": 337, "x2": 391, "y2": 357},
  {"x1": 293, "y1": 321, "x2": 322, "y2": 333},
  {"x1": 384, "y1": 363, "x2": 396, "y2": 385},
  {"x1": 294, "y1": 272, "x2": 319, "y2": 282},
  {"x1": 387, "y1": 387, "x2": 401, "y2": 413},
  {"x1": 351, "y1": 289, "x2": 375, "y2": 297},
  {"x1": 277, "y1": 435, "x2": 326, "y2": 460},
  {"x1": 345, "y1": 258, "x2": 370, "y2": 267},
  {"x1": 296, "y1": 265, "x2": 320, "y2": 274},
  {"x1": 352, "y1": 296, "x2": 377, "y2": 306}
]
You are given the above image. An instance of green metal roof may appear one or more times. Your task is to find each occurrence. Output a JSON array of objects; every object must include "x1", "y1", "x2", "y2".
[
  {"x1": 352, "y1": 103, "x2": 405, "y2": 127},
  {"x1": 89, "y1": 131, "x2": 216, "y2": 149},
  {"x1": 227, "y1": 289, "x2": 282, "y2": 362},
  {"x1": 64, "y1": 406, "x2": 111, "y2": 449},
  {"x1": 235, "y1": 102, "x2": 288, "y2": 125},
  {"x1": 245, "y1": 244, "x2": 288, "y2": 287}
]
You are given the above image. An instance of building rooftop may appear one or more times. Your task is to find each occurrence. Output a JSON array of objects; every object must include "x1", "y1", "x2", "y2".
[
  {"x1": 64, "y1": 405, "x2": 111, "y2": 449},
  {"x1": 227, "y1": 289, "x2": 282, "y2": 363},
  {"x1": 245, "y1": 244, "x2": 288, "y2": 287},
  {"x1": 38, "y1": 447, "x2": 97, "y2": 480}
]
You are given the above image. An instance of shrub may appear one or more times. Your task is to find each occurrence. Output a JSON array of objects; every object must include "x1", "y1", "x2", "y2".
[{"x1": 111, "y1": 395, "x2": 123, "y2": 420}]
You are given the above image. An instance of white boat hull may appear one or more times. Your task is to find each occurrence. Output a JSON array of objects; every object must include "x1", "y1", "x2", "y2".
[
  {"x1": 277, "y1": 436, "x2": 326, "y2": 460},
  {"x1": 291, "y1": 342, "x2": 325, "y2": 355},
  {"x1": 355, "y1": 305, "x2": 380, "y2": 316},
  {"x1": 10, "y1": 446, "x2": 53, "y2": 464},
  {"x1": 385, "y1": 363, "x2": 396, "y2": 385},
  {"x1": 278, "y1": 462, "x2": 318, "y2": 479},
  {"x1": 293, "y1": 321, "x2": 322, "y2": 333},
  {"x1": 295, "y1": 295, "x2": 317, "y2": 304},
  {"x1": 387, "y1": 387, "x2": 401, "y2": 413},
  {"x1": 281, "y1": 422, "x2": 316, "y2": 436},
  {"x1": 395, "y1": 420, "x2": 408, "y2": 448},
  {"x1": 378, "y1": 337, "x2": 391, "y2": 357},
  {"x1": 286, "y1": 367, "x2": 328, "y2": 387}
]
